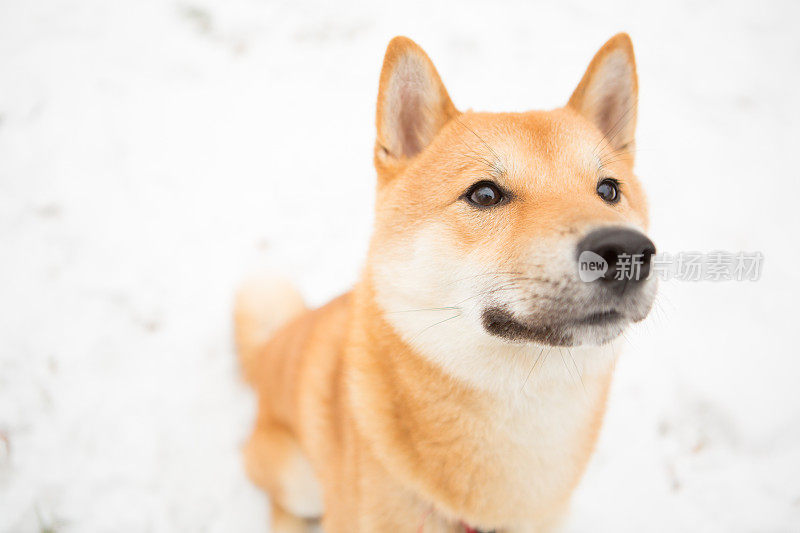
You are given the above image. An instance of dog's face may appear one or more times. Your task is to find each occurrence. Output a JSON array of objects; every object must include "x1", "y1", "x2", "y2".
[{"x1": 369, "y1": 36, "x2": 656, "y2": 353}]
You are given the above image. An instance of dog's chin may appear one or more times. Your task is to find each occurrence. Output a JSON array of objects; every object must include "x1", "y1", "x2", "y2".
[{"x1": 481, "y1": 306, "x2": 636, "y2": 347}]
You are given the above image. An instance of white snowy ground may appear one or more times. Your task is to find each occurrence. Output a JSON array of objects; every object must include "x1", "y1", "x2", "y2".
[{"x1": 1, "y1": 0, "x2": 799, "y2": 531}]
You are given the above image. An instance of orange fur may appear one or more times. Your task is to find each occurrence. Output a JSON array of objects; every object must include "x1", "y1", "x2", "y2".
[{"x1": 235, "y1": 34, "x2": 650, "y2": 532}]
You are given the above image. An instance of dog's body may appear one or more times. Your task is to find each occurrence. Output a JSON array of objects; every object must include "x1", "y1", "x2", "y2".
[{"x1": 235, "y1": 35, "x2": 655, "y2": 532}]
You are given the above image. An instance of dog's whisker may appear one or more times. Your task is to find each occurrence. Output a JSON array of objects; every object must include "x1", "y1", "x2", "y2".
[
  {"x1": 454, "y1": 116, "x2": 504, "y2": 172},
  {"x1": 557, "y1": 348, "x2": 580, "y2": 389},
  {"x1": 443, "y1": 271, "x2": 525, "y2": 285},
  {"x1": 521, "y1": 346, "x2": 547, "y2": 391},
  {"x1": 409, "y1": 311, "x2": 463, "y2": 343},
  {"x1": 386, "y1": 306, "x2": 462, "y2": 314},
  {"x1": 567, "y1": 348, "x2": 586, "y2": 394},
  {"x1": 453, "y1": 284, "x2": 525, "y2": 307}
]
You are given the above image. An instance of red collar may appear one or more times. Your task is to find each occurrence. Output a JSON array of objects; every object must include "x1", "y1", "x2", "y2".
[
  {"x1": 417, "y1": 507, "x2": 493, "y2": 533},
  {"x1": 460, "y1": 522, "x2": 494, "y2": 533}
]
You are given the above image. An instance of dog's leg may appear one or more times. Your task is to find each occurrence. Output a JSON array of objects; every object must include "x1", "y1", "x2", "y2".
[{"x1": 244, "y1": 423, "x2": 323, "y2": 533}]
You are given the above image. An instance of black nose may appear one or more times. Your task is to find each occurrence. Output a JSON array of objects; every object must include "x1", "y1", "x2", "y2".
[{"x1": 577, "y1": 227, "x2": 656, "y2": 285}]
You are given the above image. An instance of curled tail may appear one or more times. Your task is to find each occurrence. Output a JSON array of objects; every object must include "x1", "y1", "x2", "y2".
[{"x1": 233, "y1": 274, "x2": 306, "y2": 384}]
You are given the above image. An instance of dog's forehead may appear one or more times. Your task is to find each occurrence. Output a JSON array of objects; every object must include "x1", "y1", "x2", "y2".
[{"x1": 449, "y1": 110, "x2": 602, "y2": 186}]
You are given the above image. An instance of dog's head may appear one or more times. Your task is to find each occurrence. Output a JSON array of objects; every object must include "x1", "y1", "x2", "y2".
[{"x1": 369, "y1": 35, "x2": 656, "y2": 353}]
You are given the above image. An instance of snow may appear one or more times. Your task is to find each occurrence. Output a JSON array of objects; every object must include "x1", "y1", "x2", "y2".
[{"x1": 1, "y1": 0, "x2": 799, "y2": 531}]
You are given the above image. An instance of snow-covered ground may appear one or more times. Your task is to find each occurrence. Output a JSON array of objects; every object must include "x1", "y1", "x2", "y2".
[{"x1": 1, "y1": 0, "x2": 799, "y2": 531}]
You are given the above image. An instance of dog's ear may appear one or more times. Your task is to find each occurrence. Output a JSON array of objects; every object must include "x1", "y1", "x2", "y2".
[
  {"x1": 568, "y1": 33, "x2": 638, "y2": 154},
  {"x1": 375, "y1": 37, "x2": 458, "y2": 177}
]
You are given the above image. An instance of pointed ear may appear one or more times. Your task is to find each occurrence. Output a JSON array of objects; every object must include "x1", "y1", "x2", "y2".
[
  {"x1": 375, "y1": 37, "x2": 458, "y2": 166},
  {"x1": 568, "y1": 33, "x2": 638, "y2": 153}
]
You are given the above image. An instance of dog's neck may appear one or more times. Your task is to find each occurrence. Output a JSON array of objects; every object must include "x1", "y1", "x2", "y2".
[{"x1": 346, "y1": 279, "x2": 616, "y2": 528}]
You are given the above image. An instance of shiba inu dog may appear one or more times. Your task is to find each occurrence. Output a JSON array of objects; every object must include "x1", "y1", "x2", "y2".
[{"x1": 234, "y1": 33, "x2": 656, "y2": 533}]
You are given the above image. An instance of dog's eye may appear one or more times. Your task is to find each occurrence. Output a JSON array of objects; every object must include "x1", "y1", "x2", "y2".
[
  {"x1": 465, "y1": 181, "x2": 504, "y2": 207},
  {"x1": 597, "y1": 178, "x2": 621, "y2": 204}
]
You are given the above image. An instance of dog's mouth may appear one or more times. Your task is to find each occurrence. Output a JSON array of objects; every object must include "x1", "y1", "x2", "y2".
[
  {"x1": 575, "y1": 309, "x2": 623, "y2": 326},
  {"x1": 481, "y1": 306, "x2": 628, "y2": 346}
]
